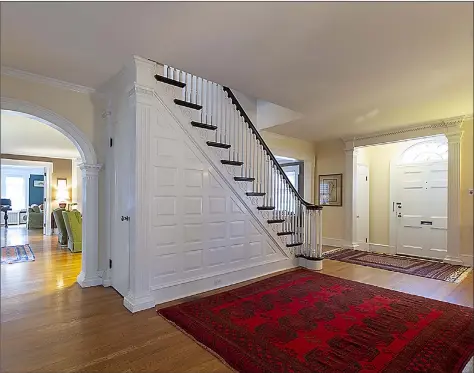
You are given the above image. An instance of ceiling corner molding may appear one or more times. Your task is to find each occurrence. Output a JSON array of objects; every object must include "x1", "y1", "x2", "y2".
[
  {"x1": 342, "y1": 115, "x2": 469, "y2": 149},
  {"x1": 1, "y1": 66, "x2": 95, "y2": 94}
]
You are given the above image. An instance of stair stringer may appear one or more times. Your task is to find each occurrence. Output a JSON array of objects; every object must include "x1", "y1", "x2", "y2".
[{"x1": 150, "y1": 81, "x2": 295, "y2": 259}]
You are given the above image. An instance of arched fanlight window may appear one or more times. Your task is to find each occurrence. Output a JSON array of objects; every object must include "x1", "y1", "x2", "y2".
[{"x1": 399, "y1": 137, "x2": 448, "y2": 164}]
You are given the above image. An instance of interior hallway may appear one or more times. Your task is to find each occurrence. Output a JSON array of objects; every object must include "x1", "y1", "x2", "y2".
[{"x1": 1, "y1": 228, "x2": 472, "y2": 373}]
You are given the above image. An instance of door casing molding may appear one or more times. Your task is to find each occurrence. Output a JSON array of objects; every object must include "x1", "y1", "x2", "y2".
[{"x1": 343, "y1": 115, "x2": 467, "y2": 264}]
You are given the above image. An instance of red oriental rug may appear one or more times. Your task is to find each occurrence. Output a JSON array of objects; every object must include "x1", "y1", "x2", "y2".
[{"x1": 158, "y1": 269, "x2": 474, "y2": 373}]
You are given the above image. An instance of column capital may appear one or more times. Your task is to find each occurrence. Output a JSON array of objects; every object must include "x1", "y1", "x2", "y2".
[
  {"x1": 446, "y1": 131, "x2": 463, "y2": 143},
  {"x1": 79, "y1": 163, "x2": 103, "y2": 177}
]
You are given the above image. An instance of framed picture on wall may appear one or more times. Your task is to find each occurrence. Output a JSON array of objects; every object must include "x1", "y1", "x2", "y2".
[
  {"x1": 319, "y1": 174, "x2": 342, "y2": 206},
  {"x1": 33, "y1": 180, "x2": 44, "y2": 187}
]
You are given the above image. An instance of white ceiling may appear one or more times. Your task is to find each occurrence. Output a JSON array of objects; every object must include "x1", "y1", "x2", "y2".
[
  {"x1": 1, "y1": 111, "x2": 80, "y2": 159},
  {"x1": 1, "y1": 2, "x2": 472, "y2": 141}
]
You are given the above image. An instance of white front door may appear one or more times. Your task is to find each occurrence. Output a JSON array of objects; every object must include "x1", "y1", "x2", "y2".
[
  {"x1": 356, "y1": 164, "x2": 369, "y2": 251},
  {"x1": 111, "y1": 115, "x2": 132, "y2": 297},
  {"x1": 394, "y1": 161, "x2": 448, "y2": 259}
]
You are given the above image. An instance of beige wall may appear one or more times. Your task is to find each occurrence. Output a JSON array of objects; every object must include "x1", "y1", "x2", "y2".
[
  {"x1": 261, "y1": 130, "x2": 316, "y2": 203},
  {"x1": 1, "y1": 75, "x2": 105, "y2": 158},
  {"x1": 313, "y1": 139, "x2": 346, "y2": 239},
  {"x1": 2, "y1": 154, "x2": 73, "y2": 210},
  {"x1": 360, "y1": 138, "x2": 420, "y2": 245}
]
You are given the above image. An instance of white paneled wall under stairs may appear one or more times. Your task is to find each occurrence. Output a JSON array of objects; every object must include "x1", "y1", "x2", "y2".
[{"x1": 153, "y1": 64, "x2": 323, "y2": 266}]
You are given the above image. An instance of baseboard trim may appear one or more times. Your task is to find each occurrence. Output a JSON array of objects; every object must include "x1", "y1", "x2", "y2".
[
  {"x1": 369, "y1": 243, "x2": 394, "y2": 254},
  {"x1": 460, "y1": 254, "x2": 473, "y2": 267},
  {"x1": 322, "y1": 237, "x2": 345, "y2": 248},
  {"x1": 443, "y1": 255, "x2": 464, "y2": 265},
  {"x1": 76, "y1": 272, "x2": 103, "y2": 288},
  {"x1": 152, "y1": 258, "x2": 296, "y2": 306},
  {"x1": 123, "y1": 293, "x2": 155, "y2": 313}
]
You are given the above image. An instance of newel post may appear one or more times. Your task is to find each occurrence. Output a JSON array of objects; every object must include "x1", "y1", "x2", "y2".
[{"x1": 305, "y1": 206, "x2": 323, "y2": 271}]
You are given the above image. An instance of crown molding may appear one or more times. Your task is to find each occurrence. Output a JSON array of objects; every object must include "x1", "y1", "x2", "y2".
[
  {"x1": 342, "y1": 115, "x2": 470, "y2": 149},
  {"x1": 1, "y1": 66, "x2": 95, "y2": 94}
]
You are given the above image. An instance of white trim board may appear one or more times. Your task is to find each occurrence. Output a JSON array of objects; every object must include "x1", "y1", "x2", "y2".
[
  {"x1": 150, "y1": 258, "x2": 296, "y2": 308},
  {"x1": 461, "y1": 254, "x2": 473, "y2": 267},
  {"x1": 342, "y1": 115, "x2": 467, "y2": 149},
  {"x1": 1, "y1": 66, "x2": 95, "y2": 94},
  {"x1": 369, "y1": 243, "x2": 394, "y2": 254}
]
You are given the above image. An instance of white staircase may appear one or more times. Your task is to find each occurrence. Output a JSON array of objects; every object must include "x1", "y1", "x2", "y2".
[{"x1": 153, "y1": 63, "x2": 323, "y2": 269}]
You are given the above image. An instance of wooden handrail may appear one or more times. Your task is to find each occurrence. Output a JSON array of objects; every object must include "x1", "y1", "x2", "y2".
[{"x1": 223, "y1": 87, "x2": 322, "y2": 211}]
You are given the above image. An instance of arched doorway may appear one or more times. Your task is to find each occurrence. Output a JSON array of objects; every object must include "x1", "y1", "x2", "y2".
[{"x1": 1, "y1": 96, "x2": 102, "y2": 287}]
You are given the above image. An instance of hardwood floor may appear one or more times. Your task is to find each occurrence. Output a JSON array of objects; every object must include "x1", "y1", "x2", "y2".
[{"x1": 1, "y1": 228, "x2": 472, "y2": 373}]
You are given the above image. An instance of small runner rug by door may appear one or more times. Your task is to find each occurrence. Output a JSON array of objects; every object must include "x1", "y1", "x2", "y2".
[
  {"x1": 323, "y1": 248, "x2": 471, "y2": 283},
  {"x1": 158, "y1": 269, "x2": 473, "y2": 373},
  {"x1": 1, "y1": 244, "x2": 35, "y2": 264}
]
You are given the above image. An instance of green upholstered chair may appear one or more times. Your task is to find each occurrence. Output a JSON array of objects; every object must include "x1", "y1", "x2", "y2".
[
  {"x1": 52, "y1": 208, "x2": 67, "y2": 246},
  {"x1": 27, "y1": 204, "x2": 44, "y2": 229},
  {"x1": 62, "y1": 210, "x2": 82, "y2": 253}
]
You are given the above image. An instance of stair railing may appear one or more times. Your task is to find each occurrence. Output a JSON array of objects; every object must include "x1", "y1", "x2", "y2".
[{"x1": 159, "y1": 63, "x2": 323, "y2": 260}]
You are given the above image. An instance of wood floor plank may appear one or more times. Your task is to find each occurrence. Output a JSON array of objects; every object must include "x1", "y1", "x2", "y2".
[{"x1": 1, "y1": 227, "x2": 472, "y2": 373}]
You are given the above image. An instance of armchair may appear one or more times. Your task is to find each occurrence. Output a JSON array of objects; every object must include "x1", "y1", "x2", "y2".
[
  {"x1": 27, "y1": 204, "x2": 44, "y2": 229},
  {"x1": 62, "y1": 210, "x2": 82, "y2": 253}
]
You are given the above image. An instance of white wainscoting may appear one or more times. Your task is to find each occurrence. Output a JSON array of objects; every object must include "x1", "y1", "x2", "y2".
[{"x1": 148, "y1": 92, "x2": 293, "y2": 306}]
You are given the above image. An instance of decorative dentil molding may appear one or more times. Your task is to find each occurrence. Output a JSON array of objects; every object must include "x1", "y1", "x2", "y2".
[
  {"x1": 343, "y1": 115, "x2": 468, "y2": 150},
  {"x1": 1, "y1": 66, "x2": 95, "y2": 94}
]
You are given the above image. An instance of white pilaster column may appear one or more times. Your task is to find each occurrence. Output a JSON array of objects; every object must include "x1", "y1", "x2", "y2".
[
  {"x1": 344, "y1": 146, "x2": 357, "y2": 248},
  {"x1": 444, "y1": 132, "x2": 463, "y2": 264},
  {"x1": 123, "y1": 57, "x2": 156, "y2": 312},
  {"x1": 77, "y1": 163, "x2": 103, "y2": 287}
]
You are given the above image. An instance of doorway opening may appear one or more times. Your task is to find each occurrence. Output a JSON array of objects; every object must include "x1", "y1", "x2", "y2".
[
  {"x1": 0, "y1": 100, "x2": 100, "y2": 289},
  {"x1": 275, "y1": 155, "x2": 304, "y2": 197},
  {"x1": 354, "y1": 135, "x2": 448, "y2": 260}
]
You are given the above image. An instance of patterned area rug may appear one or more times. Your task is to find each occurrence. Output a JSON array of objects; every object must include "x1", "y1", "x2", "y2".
[
  {"x1": 158, "y1": 269, "x2": 474, "y2": 373},
  {"x1": 323, "y1": 248, "x2": 471, "y2": 283},
  {"x1": 1, "y1": 244, "x2": 35, "y2": 264}
]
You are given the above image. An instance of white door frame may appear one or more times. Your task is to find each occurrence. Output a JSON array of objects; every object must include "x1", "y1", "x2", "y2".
[
  {"x1": 1, "y1": 96, "x2": 103, "y2": 287},
  {"x1": 0, "y1": 158, "x2": 53, "y2": 235},
  {"x1": 343, "y1": 115, "x2": 466, "y2": 264},
  {"x1": 355, "y1": 163, "x2": 369, "y2": 251}
]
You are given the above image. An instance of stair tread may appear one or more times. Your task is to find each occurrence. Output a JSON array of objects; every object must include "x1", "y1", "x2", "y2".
[
  {"x1": 154, "y1": 75, "x2": 186, "y2": 88},
  {"x1": 268, "y1": 219, "x2": 285, "y2": 223},
  {"x1": 191, "y1": 121, "x2": 217, "y2": 130},
  {"x1": 287, "y1": 242, "x2": 303, "y2": 247},
  {"x1": 221, "y1": 160, "x2": 243, "y2": 166},
  {"x1": 207, "y1": 141, "x2": 231, "y2": 149},
  {"x1": 277, "y1": 231, "x2": 294, "y2": 236},
  {"x1": 234, "y1": 177, "x2": 255, "y2": 182},
  {"x1": 246, "y1": 192, "x2": 266, "y2": 196},
  {"x1": 174, "y1": 99, "x2": 202, "y2": 110}
]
